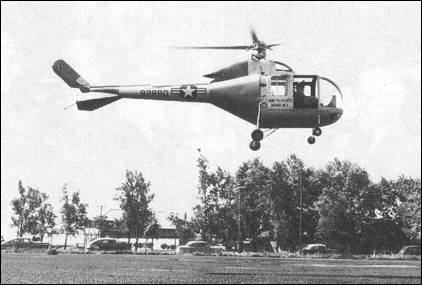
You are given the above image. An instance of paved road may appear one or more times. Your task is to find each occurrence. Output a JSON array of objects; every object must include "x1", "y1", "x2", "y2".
[{"x1": 1, "y1": 253, "x2": 421, "y2": 283}]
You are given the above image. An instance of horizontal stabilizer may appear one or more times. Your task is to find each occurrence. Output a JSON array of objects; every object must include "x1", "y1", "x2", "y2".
[
  {"x1": 77, "y1": 96, "x2": 121, "y2": 111},
  {"x1": 52, "y1": 60, "x2": 90, "y2": 92}
]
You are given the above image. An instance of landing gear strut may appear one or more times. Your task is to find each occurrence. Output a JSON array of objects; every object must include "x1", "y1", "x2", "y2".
[
  {"x1": 250, "y1": 103, "x2": 263, "y2": 151},
  {"x1": 308, "y1": 112, "x2": 322, "y2": 144}
]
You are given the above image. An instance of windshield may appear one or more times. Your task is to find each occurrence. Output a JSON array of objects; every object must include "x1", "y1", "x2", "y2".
[{"x1": 319, "y1": 77, "x2": 343, "y2": 109}]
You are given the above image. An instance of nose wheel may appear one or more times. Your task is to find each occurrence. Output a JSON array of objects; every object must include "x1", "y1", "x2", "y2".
[{"x1": 313, "y1": 127, "x2": 322, "y2": 136}]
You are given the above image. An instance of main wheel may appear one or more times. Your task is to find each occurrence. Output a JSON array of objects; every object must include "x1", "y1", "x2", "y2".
[
  {"x1": 308, "y1": 136, "x2": 316, "y2": 144},
  {"x1": 249, "y1": 141, "x2": 261, "y2": 151},
  {"x1": 251, "y1": 129, "x2": 264, "y2": 141},
  {"x1": 313, "y1": 127, "x2": 322, "y2": 136}
]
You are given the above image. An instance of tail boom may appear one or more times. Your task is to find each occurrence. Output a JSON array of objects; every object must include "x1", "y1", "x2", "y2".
[{"x1": 53, "y1": 59, "x2": 211, "y2": 111}]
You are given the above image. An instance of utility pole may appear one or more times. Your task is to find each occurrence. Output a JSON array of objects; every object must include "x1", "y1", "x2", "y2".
[
  {"x1": 97, "y1": 205, "x2": 106, "y2": 238},
  {"x1": 236, "y1": 186, "x2": 246, "y2": 254},
  {"x1": 299, "y1": 172, "x2": 303, "y2": 253},
  {"x1": 238, "y1": 189, "x2": 241, "y2": 253},
  {"x1": 97, "y1": 205, "x2": 107, "y2": 218}
]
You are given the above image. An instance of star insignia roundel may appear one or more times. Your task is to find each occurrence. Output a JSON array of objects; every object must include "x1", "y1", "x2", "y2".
[{"x1": 180, "y1": 85, "x2": 198, "y2": 100}]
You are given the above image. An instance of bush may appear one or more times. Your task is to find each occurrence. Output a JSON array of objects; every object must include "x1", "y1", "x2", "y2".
[
  {"x1": 161, "y1": 243, "x2": 168, "y2": 250},
  {"x1": 170, "y1": 245, "x2": 176, "y2": 250}
]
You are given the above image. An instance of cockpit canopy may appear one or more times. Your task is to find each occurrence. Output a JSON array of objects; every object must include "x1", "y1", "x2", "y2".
[
  {"x1": 292, "y1": 75, "x2": 343, "y2": 109},
  {"x1": 204, "y1": 59, "x2": 343, "y2": 109}
]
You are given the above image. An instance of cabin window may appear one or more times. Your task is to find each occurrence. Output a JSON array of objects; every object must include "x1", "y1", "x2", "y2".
[{"x1": 271, "y1": 78, "x2": 287, "y2": 96}]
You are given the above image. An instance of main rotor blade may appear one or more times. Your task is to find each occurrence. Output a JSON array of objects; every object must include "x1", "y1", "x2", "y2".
[
  {"x1": 250, "y1": 28, "x2": 260, "y2": 43},
  {"x1": 173, "y1": 46, "x2": 250, "y2": 50},
  {"x1": 267, "y1": 44, "x2": 281, "y2": 48}
]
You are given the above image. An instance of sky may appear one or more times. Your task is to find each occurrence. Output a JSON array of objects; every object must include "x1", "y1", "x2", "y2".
[{"x1": 1, "y1": 2, "x2": 421, "y2": 239}]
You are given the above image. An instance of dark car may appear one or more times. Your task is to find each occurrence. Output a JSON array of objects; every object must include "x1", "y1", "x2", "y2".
[
  {"x1": 398, "y1": 246, "x2": 421, "y2": 256},
  {"x1": 301, "y1": 244, "x2": 333, "y2": 254},
  {"x1": 86, "y1": 238, "x2": 131, "y2": 251},
  {"x1": 1, "y1": 238, "x2": 49, "y2": 249}
]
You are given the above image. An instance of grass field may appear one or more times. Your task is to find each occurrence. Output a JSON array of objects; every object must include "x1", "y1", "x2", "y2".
[{"x1": 1, "y1": 253, "x2": 421, "y2": 284}]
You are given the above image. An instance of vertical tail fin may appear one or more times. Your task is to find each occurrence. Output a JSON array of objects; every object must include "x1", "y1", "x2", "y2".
[{"x1": 52, "y1": 60, "x2": 90, "y2": 92}]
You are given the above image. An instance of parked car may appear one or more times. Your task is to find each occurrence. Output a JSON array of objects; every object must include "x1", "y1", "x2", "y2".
[
  {"x1": 176, "y1": 241, "x2": 222, "y2": 255},
  {"x1": 211, "y1": 243, "x2": 226, "y2": 251},
  {"x1": 301, "y1": 244, "x2": 333, "y2": 255},
  {"x1": 1, "y1": 237, "x2": 49, "y2": 249},
  {"x1": 398, "y1": 245, "x2": 421, "y2": 256},
  {"x1": 86, "y1": 238, "x2": 131, "y2": 251}
]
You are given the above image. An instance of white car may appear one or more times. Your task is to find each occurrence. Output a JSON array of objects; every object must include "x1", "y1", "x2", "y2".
[
  {"x1": 301, "y1": 244, "x2": 332, "y2": 254},
  {"x1": 210, "y1": 243, "x2": 226, "y2": 251},
  {"x1": 176, "y1": 241, "x2": 222, "y2": 255}
]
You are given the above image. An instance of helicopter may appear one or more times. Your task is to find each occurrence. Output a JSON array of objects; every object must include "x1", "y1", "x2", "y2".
[{"x1": 53, "y1": 29, "x2": 343, "y2": 151}]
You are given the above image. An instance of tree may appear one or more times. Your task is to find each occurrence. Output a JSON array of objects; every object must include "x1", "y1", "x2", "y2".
[
  {"x1": 10, "y1": 181, "x2": 56, "y2": 240},
  {"x1": 235, "y1": 158, "x2": 272, "y2": 251},
  {"x1": 60, "y1": 184, "x2": 88, "y2": 249},
  {"x1": 11, "y1": 181, "x2": 31, "y2": 237},
  {"x1": 112, "y1": 218, "x2": 128, "y2": 241},
  {"x1": 33, "y1": 197, "x2": 56, "y2": 242},
  {"x1": 115, "y1": 170, "x2": 154, "y2": 253},
  {"x1": 264, "y1": 155, "x2": 322, "y2": 252},
  {"x1": 168, "y1": 213, "x2": 195, "y2": 245},
  {"x1": 191, "y1": 151, "x2": 236, "y2": 242},
  {"x1": 268, "y1": 161, "x2": 295, "y2": 251},
  {"x1": 389, "y1": 176, "x2": 421, "y2": 245},
  {"x1": 315, "y1": 159, "x2": 372, "y2": 253},
  {"x1": 94, "y1": 215, "x2": 112, "y2": 238},
  {"x1": 144, "y1": 217, "x2": 160, "y2": 251}
]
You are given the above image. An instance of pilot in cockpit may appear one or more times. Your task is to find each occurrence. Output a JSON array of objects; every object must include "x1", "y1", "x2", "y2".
[{"x1": 294, "y1": 81, "x2": 318, "y2": 109}]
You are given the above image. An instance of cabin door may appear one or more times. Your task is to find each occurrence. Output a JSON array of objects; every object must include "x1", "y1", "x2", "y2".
[{"x1": 263, "y1": 75, "x2": 293, "y2": 110}]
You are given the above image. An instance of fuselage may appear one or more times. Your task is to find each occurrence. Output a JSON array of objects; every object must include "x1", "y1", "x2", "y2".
[{"x1": 87, "y1": 75, "x2": 343, "y2": 129}]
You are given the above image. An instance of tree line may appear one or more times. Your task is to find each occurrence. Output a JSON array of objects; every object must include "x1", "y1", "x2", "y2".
[
  {"x1": 168, "y1": 152, "x2": 420, "y2": 254},
  {"x1": 10, "y1": 153, "x2": 420, "y2": 254},
  {"x1": 10, "y1": 170, "x2": 158, "y2": 251}
]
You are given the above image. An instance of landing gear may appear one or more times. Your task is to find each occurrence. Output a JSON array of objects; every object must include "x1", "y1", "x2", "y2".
[
  {"x1": 251, "y1": 129, "x2": 264, "y2": 141},
  {"x1": 248, "y1": 102, "x2": 279, "y2": 151},
  {"x1": 250, "y1": 102, "x2": 264, "y2": 151},
  {"x1": 308, "y1": 112, "x2": 322, "y2": 144},
  {"x1": 308, "y1": 127, "x2": 321, "y2": 144},
  {"x1": 250, "y1": 129, "x2": 263, "y2": 151},
  {"x1": 313, "y1": 127, "x2": 322, "y2": 136},
  {"x1": 249, "y1": 140, "x2": 261, "y2": 151}
]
